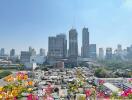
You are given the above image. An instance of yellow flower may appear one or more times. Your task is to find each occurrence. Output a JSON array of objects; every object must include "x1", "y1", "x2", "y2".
[
  {"x1": 0, "y1": 87, "x2": 3, "y2": 92},
  {"x1": 28, "y1": 88, "x2": 32, "y2": 92},
  {"x1": 0, "y1": 94, "x2": 3, "y2": 99},
  {"x1": 12, "y1": 90, "x2": 18, "y2": 97}
]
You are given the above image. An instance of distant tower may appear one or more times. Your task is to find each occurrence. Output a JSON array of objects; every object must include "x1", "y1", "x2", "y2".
[
  {"x1": 89, "y1": 44, "x2": 97, "y2": 59},
  {"x1": 117, "y1": 44, "x2": 122, "y2": 54},
  {"x1": 0, "y1": 48, "x2": 5, "y2": 56},
  {"x1": 48, "y1": 34, "x2": 67, "y2": 59},
  {"x1": 106, "y1": 48, "x2": 112, "y2": 60},
  {"x1": 29, "y1": 46, "x2": 36, "y2": 56},
  {"x1": 20, "y1": 51, "x2": 31, "y2": 63},
  {"x1": 99, "y1": 48, "x2": 104, "y2": 59},
  {"x1": 117, "y1": 44, "x2": 122, "y2": 51},
  {"x1": 40, "y1": 48, "x2": 45, "y2": 56},
  {"x1": 29, "y1": 46, "x2": 32, "y2": 53},
  {"x1": 10, "y1": 49, "x2": 15, "y2": 57},
  {"x1": 81, "y1": 27, "x2": 89, "y2": 58},
  {"x1": 68, "y1": 28, "x2": 78, "y2": 58}
]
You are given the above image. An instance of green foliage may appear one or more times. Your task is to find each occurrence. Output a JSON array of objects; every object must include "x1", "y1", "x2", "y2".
[
  {"x1": 0, "y1": 70, "x2": 12, "y2": 79},
  {"x1": 97, "y1": 60, "x2": 132, "y2": 78},
  {"x1": 128, "y1": 94, "x2": 132, "y2": 99},
  {"x1": 94, "y1": 68, "x2": 109, "y2": 78}
]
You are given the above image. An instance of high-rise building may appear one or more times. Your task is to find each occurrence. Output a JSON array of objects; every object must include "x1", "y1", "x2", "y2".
[
  {"x1": 56, "y1": 34, "x2": 67, "y2": 58},
  {"x1": 89, "y1": 44, "x2": 96, "y2": 59},
  {"x1": 117, "y1": 44, "x2": 122, "y2": 52},
  {"x1": 0, "y1": 48, "x2": 5, "y2": 56},
  {"x1": 10, "y1": 49, "x2": 15, "y2": 57},
  {"x1": 68, "y1": 28, "x2": 78, "y2": 58},
  {"x1": 126, "y1": 45, "x2": 132, "y2": 60},
  {"x1": 114, "y1": 44, "x2": 123, "y2": 60},
  {"x1": 29, "y1": 46, "x2": 36, "y2": 56},
  {"x1": 81, "y1": 27, "x2": 89, "y2": 58},
  {"x1": 116, "y1": 44, "x2": 122, "y2": 55},
  {"x1": 106, "y1": 48, "x2": 112, "y2": 60},
  {"x1": 29, "y1": 46, "x2": 32, "y2": 53},
  {"x1": 99, "y1": 48, "x2": 104, "y2": 59},
  {"x1": 20, "y1": 51, "x2": 31, "y2": 64},
  {"x1": 48, "y1": 34, "x2": 67, "y2": 59},
  {"x1": 31, "y1": 48, "x2": 36, "y2": 56},
  {"x1": 40, "y1": 48, "x2": 45, "y2": 56}
]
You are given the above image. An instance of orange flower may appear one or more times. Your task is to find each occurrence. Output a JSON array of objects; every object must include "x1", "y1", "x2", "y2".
[
  {"x1": 28, "y1": 81, "x2": 33, "y2": 86},
  {"x1": 24, "y1": 75, "x2": 28, "y2": 80}
]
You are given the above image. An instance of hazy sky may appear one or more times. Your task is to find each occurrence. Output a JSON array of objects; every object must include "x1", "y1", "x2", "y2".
[{"x1": 0, "y1": 0, "x2": 132, "y2": 54}]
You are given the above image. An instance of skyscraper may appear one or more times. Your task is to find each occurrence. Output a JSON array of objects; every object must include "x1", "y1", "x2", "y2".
[
  {"x1": 31, "y1": 48, "x2": 36, "y2": 56},
  {"x1": 68, "y1": 28, "x2": 78, "y2": 58},
  {"x1": 99, "y1": 48, "x2": 104, "y2": 59},
  {"x1": 10, "y1": 49, "x2": 15, "y2": 57},
  {"x1": 106, "y1": 48, "x2": 112, "y2": 60},
  {"x1": 48, "y1": 34, "x2": 67, "y2": 59},
  {"x1": 20, "y1": 51, "x2": 31, "y2": 64},
  {"x1": 56, "y1": 34, "x2": 67, "y2": 58},
  {"x1": 0, "y1": 48, "x2": 5, "y2": 56},
  {"x1": 40, "y1": 48, "x2": 45, "y2": 56},
  {"x1": 126, "y1": 45, "x2": 132, "y2": 60},
  {"x1": 81, "y1": 27, "x2": 89, "y2": 58},
  {"x1": 117, "y1": 44, "x2": 122, "y2": 51},
  {"x1": 29, "y1": 46, "x2": 36, "y2": 56},
  {"x1": 29, "y1": 46, "x2": 32, "y2": 53},
  {"x1": 89, "y1": 44, "x2": 96, "y2": 59},
  {"x1": 117, "y1": 44, "x2": 122, "y2": 55}
]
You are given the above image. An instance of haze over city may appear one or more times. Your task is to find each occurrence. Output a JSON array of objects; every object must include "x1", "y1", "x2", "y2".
[{"x1": 0, "y1": 0, "x2": 132, "y2": 54}]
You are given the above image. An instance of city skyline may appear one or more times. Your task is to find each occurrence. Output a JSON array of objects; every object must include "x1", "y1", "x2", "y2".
[{"x1": 0, "y1": 0, "x2": 132, "y2": 53}]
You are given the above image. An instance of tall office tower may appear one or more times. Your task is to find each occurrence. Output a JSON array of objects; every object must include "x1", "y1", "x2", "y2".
[
  {"x1": 89, "y1": 44, "x2": 96, "y2": 59},
  {"x1": 0, "y1": 48, "x2": 5, "y2": 56},
  {"x1": 31, "y1": 48, "x2": 36, "y2": 56},
  {"x1": 81, "y1": 27, "x2": 89, "y2": 58},
  {"x1": 116, "y1": 44, "x2": 122, "y2": 54},
  {"x1": 40, "y1": 48, "x2": 45, "y2": 56},
  {"x1": 20, "y1": 51, "x2": 31, "y2": 63},
  {"x1": 10, "y1": 49, "x2": 15, "y2": 57},
  {"x1": 117, "y1": 44, "x2": 122, "y2": 51},
  {"x1": 114, "y1": 44, "x2": 123, "y2": 60},
  {"x1": 29, "y1": 46, "x2": 32, "y2": 53},
  {"x1": 68, "y1": 28, "x2": 78, "y2": 58},
  {"x1": 127, "y1": 45, "x2": 132, "y2": 60},
  {"x1": 105, "y1": 48, "x2": 112, "y2": 60},
  {"x1": 48, "y1": 34, "x2": 67, "y2": 59},
  {"x1": 99, "y1": 48, "x2": 104, "y2": 59},
  {"x1": 29, "y1": 46, "x2": 36, "y2": 56},
  {"x1": 56, "y1": 34, "x2": 67, "y2": 58}
]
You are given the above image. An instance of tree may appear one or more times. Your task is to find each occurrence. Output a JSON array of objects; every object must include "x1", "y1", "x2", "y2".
[{"x1": 94, "y1": 68, "x2": 109, "y2": 78}]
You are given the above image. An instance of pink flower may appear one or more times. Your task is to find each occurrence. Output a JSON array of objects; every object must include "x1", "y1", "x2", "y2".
[
  {"x1": 99, "y1": 79, "x2": 105, "y2": 85},
  {"x1": 27, "y1": 94, "x2": 33, "y2": 100},
  {"x1": 46, "y1": 96, "x2": 54, "y2": 100},
  {"x1": 85, "y1": 89, "x2": 91, "y2": 97}
]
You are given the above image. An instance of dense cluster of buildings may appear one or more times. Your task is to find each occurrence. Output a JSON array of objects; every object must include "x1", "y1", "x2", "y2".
[
  {"x1": 0, "y1": 47, "x2": 46, "y2": 69},
  {"x1": 99, "y1": 44, "x2": 132, "y2": 61},
  {"x1": 47, "y1": 27, "x2": 96, "y2": 66},
  {"x1": 0, "y1": 27, "x2": 132, "y2": 68}
]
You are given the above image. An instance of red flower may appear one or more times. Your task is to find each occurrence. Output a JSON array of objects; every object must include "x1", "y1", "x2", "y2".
[
  {"x1": 99, "y1": 79, "x2": 105, "y2": 85},
  {"x1": 97, "y1": 91, "x2": 105, "y2": 97},
  {"x1": 85, "y1": 89, "x2": 91, "y2": 97},
  {"x1": 121, "y1": 89, "x2": 132, "y2": 97}
]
